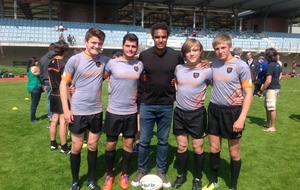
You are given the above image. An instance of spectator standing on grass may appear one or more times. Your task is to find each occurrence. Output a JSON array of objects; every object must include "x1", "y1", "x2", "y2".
[
  {"x1": 292, "y1": 60, "x2": 297, "y2": 77},
  {"x1": 131, "y1": 22, "x2": 184, "y2": 188},
  {"x1": 27, "y1": 57, "x2": 42, "y2": 123},
  {"x1": 101, "y1": 33, "x2": 144, "y2": 190},
  {"x1": 60, "y1": 28, "x2": 110, "y2": 190},
  {"x1": 39, "y1": 43, "x2": 55, "y2": 126},
  {"x1": 258, "y1": 56, "x2": 268, "y2": 96},
  {"x1": 171, "y1": 39, "x2": 212, "y2": 190},
  {"x1": 260, "y1": 48, "x2": 282, "y2": 132},
  {"x1": 246, "y1": 52, "x2": 258, "y2": 91},
  {"x1": 202, "y1": 34, "x2": 253, "y2": 190},
  {"x1": 255, "y1": 56, "x2": 267, "y2": 97},
  {"x1": 48, "y1": 40, "x2": 70, "y2": 153},
  {"x1": 277, "y1": 54, "x2": 282, "y2": 68}
]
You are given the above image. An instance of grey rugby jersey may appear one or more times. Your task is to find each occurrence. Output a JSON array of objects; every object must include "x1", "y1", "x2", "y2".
[
  {"x1": 105, "y1": 57, "x2": 144, "y2": 115},
  {"x1": 210, "y1": 57, "x2": 252, "y2": 106},
  {"x1": 62, "y1": 52, "x2": 110, "y2": 115},
  {"x1": 174, "y1": 64, "x2": 212, "y2": 111}
]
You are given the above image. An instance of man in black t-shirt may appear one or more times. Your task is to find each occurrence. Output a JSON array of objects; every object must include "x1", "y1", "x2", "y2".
[{"x1": 131, "y1": 22, "x2": 183, "y2": 188}]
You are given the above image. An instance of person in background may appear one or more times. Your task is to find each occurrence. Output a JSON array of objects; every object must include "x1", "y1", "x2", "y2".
[
  {"x1": 258, "y1": 56, "x2": 269, "y2": 97},
  {"x1": 59, "y1": 23, "x2": 64, "y2": 32},
  {"x1": 246, "y1": 52, "x2": 258, "y2": 93},
  {"x1": 40, "y1": 43, "x2": 55, "y2": 127},
  {"x1": 66, "y1": 34, "x2": 76, "y2": 46},
  {"x1": 171, "y1": 39, "x2": 212, "y2": 190},
  {"x1": 202, "y1": 34, "x2": 253, "y2": 190},
  {"x1": 191, "y1": 30, "x2": 197, "y2": 37},
  {"x1": 183, "y1": 29, "x2": 189, "y2": 37},
  {"x1": 27, "y1": 57, "x2": 42, "y2": 122},
  {"x1": 292, "y1": 60, "x2": 297, "y2": 77},
  {"x1": 73, "y1": 48, "x2": 83, "y2": 55},
  {"x1": 102, "y1": 33, "x2": 144, "y2": 190},
  {"x1": 260, "y1": 48, "x2": 282, "y2": 132},
  {"x1": 276, "y1": 54, "x2": 282, "y2": 97},
  {"x1": 60, "y1": 28, "x2": 110, "y2": 190},
  {"x1": 112, "y1": 49, "x2": 123, "y2": 58},
  {"x1": 255, "y1": 56, "x2": 267, "y2": 97},
  {"x1": 48, "y1": 40, "x2": 70, "y2": 153},
  {"x1": 54, "y1": 24, "x2": 59, "y2": 31},
  {"x1": 277, "y1": 54, "x2": 282, "y2": 68},
  {"x1": 232, "y1": 47, "x2": 243, "y2": 59},
  {"x1": 59, "y1": 33, "x2": 65, "y2": 41}
]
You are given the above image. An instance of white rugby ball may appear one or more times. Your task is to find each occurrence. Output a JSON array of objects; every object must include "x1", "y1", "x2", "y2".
[{"x1": 140, "y1": 174, "x2": 163, "y2": 190}]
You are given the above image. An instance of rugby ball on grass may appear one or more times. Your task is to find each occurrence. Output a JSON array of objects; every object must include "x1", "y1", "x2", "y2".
[{"x1": 140, "y1": 174, "x2": 163, "y2": 190}]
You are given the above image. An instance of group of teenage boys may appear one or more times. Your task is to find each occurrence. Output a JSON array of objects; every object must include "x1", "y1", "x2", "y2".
[{"x1": 44, "y1": 22, "x2": 254, "y2": 190}]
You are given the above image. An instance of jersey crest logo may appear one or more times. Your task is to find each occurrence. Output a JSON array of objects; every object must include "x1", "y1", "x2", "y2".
[
  {"x1": 227, "y1": 67, "x2": 233, "y2": 73},
  {"x1": 134, "y1": 66, "x2": 139, "y2": 72},
  {"x1": 193, "y1": 72, "x2": 199, "y2": 78},
  {"x1": 95, "y1": 61, "x2": 101, "y2": 68}
]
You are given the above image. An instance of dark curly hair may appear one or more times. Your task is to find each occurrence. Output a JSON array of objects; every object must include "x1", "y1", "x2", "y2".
[{"x1": 150, "y1": 22, "x2": 171, "y2": 37}]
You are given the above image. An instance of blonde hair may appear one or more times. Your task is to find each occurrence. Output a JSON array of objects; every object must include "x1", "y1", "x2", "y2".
[
  {"x1": 212, "y1": 34, "x2": 232, "y2": 48},
  {"x1": 181, "y1": 38, "x2": 203, "y2": 59}
]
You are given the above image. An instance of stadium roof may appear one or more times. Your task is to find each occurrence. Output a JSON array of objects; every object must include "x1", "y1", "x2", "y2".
[
  {"x1": 75, "y1": 0, "x2": 300, "y2": 21},
  {"x1": 2, "y1": 0, "x2": 300, "y2": 27}
]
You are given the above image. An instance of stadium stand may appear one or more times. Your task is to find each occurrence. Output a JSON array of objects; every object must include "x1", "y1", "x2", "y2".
[
  {"x1": 3, "y1": 17, "x2": 300, "y2": 54},
  {"x1": 0, "y1": 18, "x2": 148, "y2": 47}
]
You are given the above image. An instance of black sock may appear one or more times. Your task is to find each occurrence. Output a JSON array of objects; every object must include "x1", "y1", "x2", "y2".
[
  {"x1": 230, "y1": 159, "x2": 241, "y2": 189},
  {"x1": 50, "y1": 140, "x2": 57, "y2": 147},
  {"x1": 87, "y1": 149, "x2": 98, "y2": 182},
  {"x1": 61, "y1": 143, "x2": 68, "y2": 151},
  {"x1": 177, "y1": 150, "x2": 188, "y2": 176},
  {"x1": 194, "y1": 152, "x2": 205, "y2": 179},
  {"x1": 121, "y1": 149, "x2": 133, "y2": 175},
  {"x1": 70, "y1": 152, "x2": 81, "y2": 183},
  {"x1": 105, "y1": 149, "x2": 116, "y2": 176},
  {"x1": 209, "y1": 152, "x2": 220, "y2": 183}
]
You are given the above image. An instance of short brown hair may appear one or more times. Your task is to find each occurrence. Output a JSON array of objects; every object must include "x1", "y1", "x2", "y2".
[{"x1": 85, "y1": 28, "x2": 105, "y2": 42}]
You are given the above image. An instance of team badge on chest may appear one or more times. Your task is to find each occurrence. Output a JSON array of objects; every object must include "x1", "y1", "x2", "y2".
[
  {"x1": 227, "y1": 67, "x2": 233, "y2": 74},
  {"x1": 193, "y1": 72, "x2": 199, "y2": 78},
  {"x1": 95, "y1": 61, "x2": 101, "y2": 68},
  {"x1": 134, "y1": 66, "x2": 139, "y2": 72}
]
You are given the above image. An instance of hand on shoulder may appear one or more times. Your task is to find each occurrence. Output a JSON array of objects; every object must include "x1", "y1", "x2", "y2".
[{"x1": 200, "y1": 59, "x2": 211, "y2": 69}]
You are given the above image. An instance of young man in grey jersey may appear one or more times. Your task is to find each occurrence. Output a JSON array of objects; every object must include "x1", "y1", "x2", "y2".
[
  {"x1": 101, "y1": 33, "x2": 144, "y2": 190},
  {"x1": 60, "y1": 28, "x2": 110, "y2": 190},
  {"x1": 171, "y1": 39, "x2": 212, "y2": 190},
  {"x1": 202, "y1": 34, "x2": 253, "y2": 190}
]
